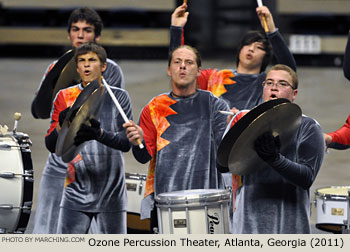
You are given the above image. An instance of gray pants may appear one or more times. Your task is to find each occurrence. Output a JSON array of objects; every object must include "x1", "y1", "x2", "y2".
[{"x1": 57, "y1": 208, "x2": 126, "y2": 234}]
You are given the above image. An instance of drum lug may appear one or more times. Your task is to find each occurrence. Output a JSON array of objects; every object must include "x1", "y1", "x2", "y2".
[
  {"x1": 322, "y1": 197, "x2": 326, "y2": 214},
  {"x1": 0, "y1": 228, "x2": 6, "y2": 234},
  {"x1": 0, "y1": 143, "x2": 11, "y2": 150},
  {"x1": 22, "y1": 201, "x2": 32, "y2": 214},
  {"x1": 24, "y1": 170, "x2": 34, "y2": 183},
  {"x1": 0, "y1": 172, "x2": 15, "y2": 178},
  {"x1": 0, "y1": 204, "x2": 13, "y2": 210},
  {"x1": 138, "y1": 181, "x2": 144, "y2": 195}
]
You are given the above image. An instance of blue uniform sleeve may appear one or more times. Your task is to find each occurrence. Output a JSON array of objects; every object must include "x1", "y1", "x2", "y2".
[
  {"x1": 266, "y1": 119, "x2": 324, "y2": 189},
  {"x1": 97, "y1": 89, "x2": 131, "y2": 152},
  {"x1": 169, "y1": 26, "x2": 183, "y2": 54},
  {"x1": 268, "y1": 29, "x2": 297, "y2": 72}
]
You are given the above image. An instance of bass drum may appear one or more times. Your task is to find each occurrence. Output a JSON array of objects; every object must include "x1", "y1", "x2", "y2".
[
  {"x1": 125, "y1": 172, "x2": 151, "y2": 233},
  {"x1": 0, "y1": 133, "x2": 33, "y2": 233},
  {"x1": 315, "y1": 186, "x2": 350, "y2": 233}
]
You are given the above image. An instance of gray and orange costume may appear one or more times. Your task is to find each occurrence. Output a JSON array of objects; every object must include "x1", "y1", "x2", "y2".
[{"x1": 131, "y1": 90, "x2": 229, "y2": 220}]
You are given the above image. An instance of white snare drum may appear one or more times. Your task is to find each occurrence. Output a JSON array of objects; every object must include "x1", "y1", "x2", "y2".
[
  {"x1": 156, "y1": 189, "x2": 230, "y2": 234},
  {"x1": 0, "y1": 133, "x2": 33, "y2": 233},
  {"x1": 125, "y1": 172, "x2": 150, "y2": 233},
  {"x1": 315, "y1": 186, "x2": 350, "y2": 233}
]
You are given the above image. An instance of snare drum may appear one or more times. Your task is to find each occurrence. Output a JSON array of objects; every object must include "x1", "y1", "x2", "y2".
[
  {"x1": 156, "y1": 189, "x2": 230, "y2": 234},
  {"x1": 125, "y1": 172, "x2": 150, "y2": 233},
  {"x1": 0, "y1": 133, "x2": 33, "y2": 233},
  {"x1": 315, "y1": 186, "x2": 350, "y2": 233}
]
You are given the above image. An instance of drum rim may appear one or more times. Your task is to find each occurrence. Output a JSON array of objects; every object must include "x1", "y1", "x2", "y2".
[
  {"x1": 315, "y1": 186, "x2": 350, "y2": 199},
  {"x1": 155, "y1": 189, "x2": 231, "y2": 206}
]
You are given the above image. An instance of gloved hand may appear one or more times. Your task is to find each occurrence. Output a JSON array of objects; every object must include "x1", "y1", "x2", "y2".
[
  {"x1": 58, "y1": 107, "x2": 70, "y2": 127},
  {"x1": 254, "y1": 131, "x2": 281, "y2": 163},
  {"x1": 74, "y1": 118, "x2": 102, "y2": 146}
]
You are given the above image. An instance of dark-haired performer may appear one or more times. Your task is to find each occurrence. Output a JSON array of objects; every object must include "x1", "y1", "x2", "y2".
[
  {"x1": 51, "y1": 43, "x2": 131, "y2": 233},
  {"x1": 32, "y1": 7, "x2": 125, "y2": 234},
  {"x1": 32, "y1": 7, "x2": 124, "y2": 119},
  {"x1": 124, "y1": 45, "x2": 229, "y2": 231},
  {"x1": 170, "y1": 3, "x2": 296, "y2": 110}
]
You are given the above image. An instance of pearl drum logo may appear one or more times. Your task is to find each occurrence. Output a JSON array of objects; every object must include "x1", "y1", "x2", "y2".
[{"x1": 207, "y1": 212, "x2": 220, "y2": 234}]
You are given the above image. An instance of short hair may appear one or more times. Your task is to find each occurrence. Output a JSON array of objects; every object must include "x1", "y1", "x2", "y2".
[
  {"x1": 67, "y1": 7, "x2": 104, "y2": 38},
  {"x1": 236, "y1": 30, "x2": 272, "y2": 72},
  {"x1": 74, "y1": 42, "x2": 107, "y2": 66},
  {"x1": 168, "y1": 45, "x2": 202, "y2": 67},
  {"x1": 267, "y1": 64, "x2": 298, "y2": 89}
]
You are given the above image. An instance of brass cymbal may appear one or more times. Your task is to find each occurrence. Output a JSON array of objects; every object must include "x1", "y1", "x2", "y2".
[
  {"x1": 52, "y1": 54, "x2": 81, "y2": 101},
  {"x1": 56, "y1": 85, "x2": 105, "y2": 163},
  {"x1": 55, "y1": 80, "x2": 100, "y2": 157},
  {"x1": 33, "y1": 49, "x2": 77, "y2": 119},
  {"x1": 217, "y1": 98, "x2": 302, "y2": 175}
]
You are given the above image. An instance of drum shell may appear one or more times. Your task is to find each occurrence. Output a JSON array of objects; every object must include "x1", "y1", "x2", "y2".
[
  {"x1": 314, "y1": 186, "x2": 350, "y2": 233},
  {"x1": 156, "y1": 189, "x2": 230, "y2": 234},
  {"x1": 125, "y1": 172, "x2": 150, "y2": 233},
  {"x1": 0, "y1": 135, "x2": 33, "y2": 233}
]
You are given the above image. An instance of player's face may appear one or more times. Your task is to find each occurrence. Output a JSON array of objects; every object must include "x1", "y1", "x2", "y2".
[
  {"x1": 68, "y1": 21, "x2": 100, "y2": 48},
  {"x1": 262, "y1": 70, "x2": 298, "y2": 102},
  {"x1": 76, "y1": 52, "x2": 106, "y2": 86},
  {"x1": 167, "y1": 47, "x2": 201, "y2": 91},
  {"x1": 238, "y1": 42, "x2": 266, "y2": 70}
]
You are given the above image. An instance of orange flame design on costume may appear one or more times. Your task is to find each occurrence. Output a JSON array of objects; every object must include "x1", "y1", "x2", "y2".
[
  {"x1": 207, "y1": 69, "x2": 236, "y2": 97},
  {"x1": 144, "y1": 94, "x2": 177, "y2": 197},
  {"x1": 62, "y1": 86, "x2": 82, "y2": 107},
  {"x1": 148, "y1": 94, "x2": 178, "y2": 151},
  {"x1": 64, "y1": 154, "x2": 82, "y2": 188},
  {"x1": 144, "y1": 157, "x2": 157, "y2": 197}
]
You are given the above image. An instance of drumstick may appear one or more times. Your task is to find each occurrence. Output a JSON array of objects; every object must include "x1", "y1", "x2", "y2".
[
  {"x1": 101, "y1": 78, "x2": 144, "y2": 149},
  {"x1": 256, "y1": 0, "x2": 269, "y2": 33},
  {"x1": 183, "y1": 0, "x2": 187, "y2": 4},
  {"x1": 218, "y1": 110, "x2": 235, "y2": 116}
]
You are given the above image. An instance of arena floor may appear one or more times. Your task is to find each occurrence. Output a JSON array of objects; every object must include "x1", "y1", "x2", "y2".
[{"x1": 1, "y1": 57, "x2": 350, "y2": 234}]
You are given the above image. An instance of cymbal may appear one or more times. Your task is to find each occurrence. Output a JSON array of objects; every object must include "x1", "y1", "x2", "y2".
[
  {"x1": 52, "y1": 54, "x2": 81, "y2": 101},
  {"x1": 217, "y1": 98, "x2": 302, "y2": 175},
  {"x1": 32, "y1": 49, "x2": 76, "y2": 119},
  {"x1": 56, "y1": 85, "x2": 105, "y2": 163},
  {"x1": 55, "y1": 80, "x2": 100, "y2": 157}
]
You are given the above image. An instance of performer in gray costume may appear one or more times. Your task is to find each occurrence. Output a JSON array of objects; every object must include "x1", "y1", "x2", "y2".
[
  {"x1": 49, "y1": 43, "x2": 131, "y2": 233},
  {"x1": 226, "y1": 65, "x2": 324, "y2": 233},
  {"x1": 124, "y1": 45, "x2": 230, "y2": 231},
  {"x1": 32, "y1": 8, "x2": 125, "y2": 233}
]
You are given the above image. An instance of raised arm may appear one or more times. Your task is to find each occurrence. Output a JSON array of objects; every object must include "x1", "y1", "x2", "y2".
[
  {"x1": 257, "y1": 6, "x2": 297, "y2": 72},
  {"x1": 169, "y1": 3, "x2": 188, "y2": 53}
]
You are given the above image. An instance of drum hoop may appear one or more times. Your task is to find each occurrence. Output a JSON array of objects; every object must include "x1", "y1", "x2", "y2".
[
  {"x1": 156, "y1": 189, "x2": 231, "y2": 206},
  {"x1": 156, "y1": 199, "x2": 230, "y2": 209},
  {"x1": 315, "y1": 186, "x2": 350, "y2": 200}
]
